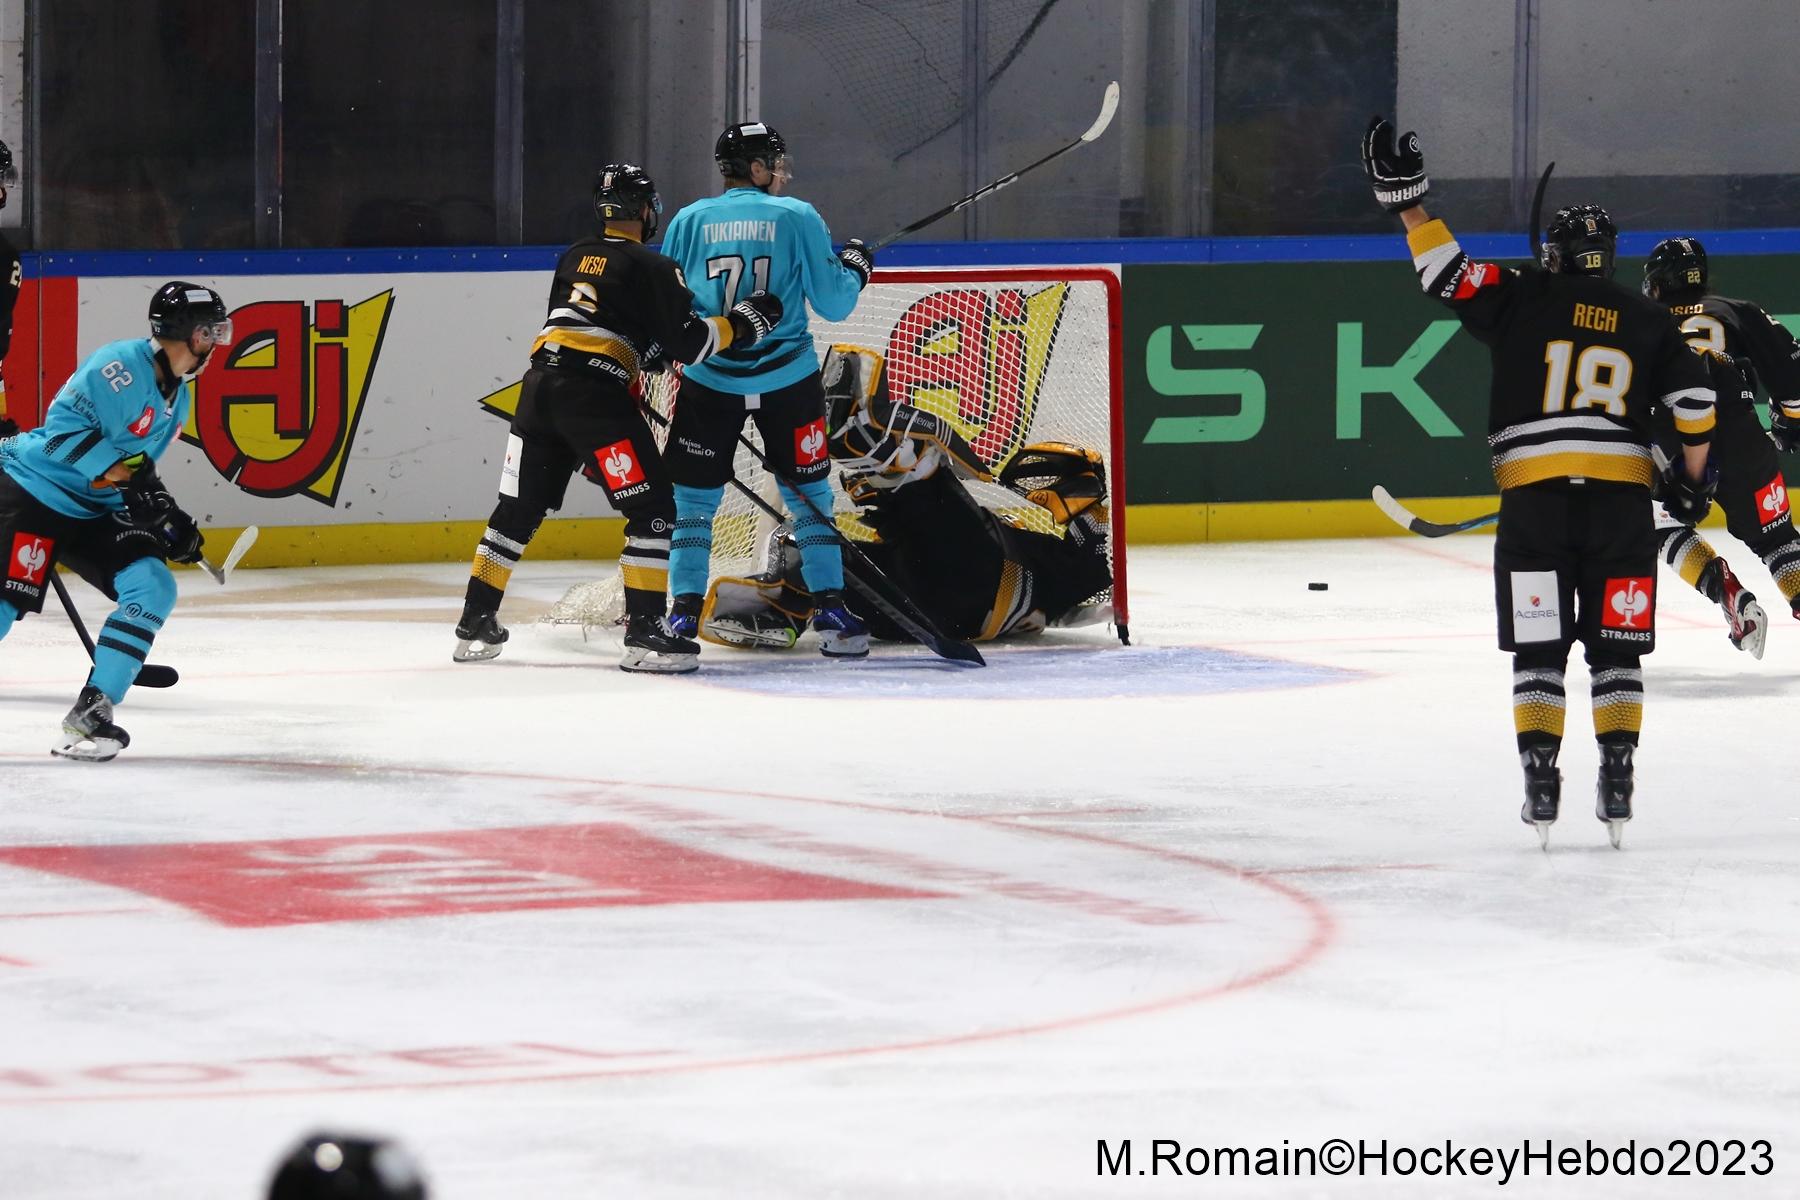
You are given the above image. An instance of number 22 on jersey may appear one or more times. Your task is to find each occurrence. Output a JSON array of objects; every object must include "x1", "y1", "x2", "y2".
[{"x1": 1541, "y1": 341, "x2": 1632, "y2": 416}]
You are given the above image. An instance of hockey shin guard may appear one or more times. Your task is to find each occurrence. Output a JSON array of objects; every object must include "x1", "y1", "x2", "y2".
[
  {"x1": 1751, "y1": 532, "x2": 1800, "y2": 614},
  {"x1": 1512, "y1": 650, "x2": 1567, "y2": 758},
  {"x1": 92, "y1": 557, "x2": 176, "y2": 703},
  {"x1": 620, "y1": 508, "x2": 674, "y2": 619},
  {"x1": 464, "y1": 500, "x2": 540, "y2": 622},
  {"x1": 1588, "y1": 653, "x2": 1644, "y2": 748},
  {"x1": 780, "y1": 478, "x2": 844, "y2": 594},
  {"x1": 671, "y1": 484, "x2": 724, "y2": 599},
  {"x1": 1660, "y1": 525, "x2": 1720, "y2": 596}
]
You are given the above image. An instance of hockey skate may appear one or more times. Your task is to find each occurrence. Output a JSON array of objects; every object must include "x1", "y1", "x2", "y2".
[
  {"x1": 705, "y1": 608, "x2": 802, "y2": 649},
  {"x1": 811, "y1": 590, "x2": 869, "y2": 658},
  {"x1": 666, "y1": 593, "x2": 703, "y2": 640},
  {"x1": 1595, "y1": 743, "x2": 1634, "y2": 849},
  {"x1": 1518, "y1": 745, "x2": 1561, "y2": 848},
  {"x1": 620, "y1": 614, "x2": 699, "y2": 674},
  {"x1": 52, "y1": 685, "x2": 130, "y2": 763},
  {"x1": 1713, "y1": 559, "x2": 1767, "y2": 659},
  {"x1": 453, "y1": 610, "x2": 509, "y2": 662}
]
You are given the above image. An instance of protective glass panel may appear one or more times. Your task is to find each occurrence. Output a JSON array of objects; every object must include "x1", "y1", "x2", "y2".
[
  {"x1": 38, "y1": 1, "x2": 255, "y2": 249},
  {"x1": 282, "y1": 3, "x2": 495, "y2": 247},
  {"x1": 1537, "y1": 1, "x2": 1800, "y2": 234}
]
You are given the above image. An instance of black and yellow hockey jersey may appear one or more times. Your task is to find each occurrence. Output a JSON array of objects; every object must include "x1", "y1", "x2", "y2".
[
  {"x1": 1665, "y1": 293, "x2": 1800, "y2": 420},
  {"x1": 529, "y1": 232, "x2": 738, "y2": 385},
  {"x1": 1405, "y1": 218, "x2": 1714, "y2": 490}
]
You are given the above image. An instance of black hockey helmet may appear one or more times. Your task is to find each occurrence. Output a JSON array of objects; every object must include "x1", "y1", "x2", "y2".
[
  {"x1": 1543, "y1": 204, "x2": 1618, "y2": 277},
  {"x1": 593, "y1": 163, "x2": 663, "y2": 240},
  {"x1": 267, "y1": 1133, "x2": 428, "y2": 1199},
  {"x1": 1642, "y1": 236, "x2": 1708, "y2": 299},
  {"x1": 715, "y1": 122, "x2": 790, "y2": 187},
  {"x1": 148, "y1": 281, "x2": 232, "y2": 345}
]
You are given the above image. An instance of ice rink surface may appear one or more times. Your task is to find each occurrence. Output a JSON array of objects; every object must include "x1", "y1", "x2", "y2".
[{"x1": 1, "y1": 536, "x2": 1796, "y2": 1198}]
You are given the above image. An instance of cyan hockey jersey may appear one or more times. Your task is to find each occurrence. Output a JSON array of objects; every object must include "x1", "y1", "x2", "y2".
[
  {"x1": 661, "y1": 187, "x2": 864, "y2": 394},
  {"x1": 0, "y1": 338, "x2": 192, "y2": 517}
]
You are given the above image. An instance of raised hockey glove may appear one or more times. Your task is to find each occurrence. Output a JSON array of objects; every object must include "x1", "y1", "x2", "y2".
[
  {"x1": 1658, "y1": 462, "x2": 1719, "y2": 526},
  {"x1": 836, "y1": 238, "x2": 874, "y2": 289},
  {"x1": 727, "y1": 291, "x2": 783, "y2": 345},
  {"x1": 1361, "y1": 115, "x2": 1430, "y2": 214},
  {"x1": 1770, "y1": 407, "x2": 1800, "y2": 453}
]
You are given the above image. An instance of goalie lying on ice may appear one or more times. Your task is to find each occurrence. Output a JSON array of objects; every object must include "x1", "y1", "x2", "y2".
[{"x1": 700, "y1": 345, "x2": 1114, "y2": 649}]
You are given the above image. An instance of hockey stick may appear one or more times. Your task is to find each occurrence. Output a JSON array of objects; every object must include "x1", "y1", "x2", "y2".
[
  {"x1": 196, "y1": 524, "x2": 259, "y2": 585},
  {"x1": 48, "y1": 569, "x2": 179, "y2": 689},
  {"x1": 1525, "y1": 160, "x2": 1556, "y2": 265},
  {"x1": 1371, "y1": 485, "x2": 1498, "y2": 538},
  {"x1": 636, "y1": 402, "x2": 984, "y2": 666},
  {"x1": 868, "y1": 81, "x2": 1120, "y2": 252}
]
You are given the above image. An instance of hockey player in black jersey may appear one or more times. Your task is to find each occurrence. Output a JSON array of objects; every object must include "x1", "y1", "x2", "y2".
[
  {"x1": 1643, "y1": 235, "x2": 1800, "y2": 653},
  {"x1": 0, "y1": 141, "x2": 22, "y2": 439},
  {"x1": 453, "y1": 164, "x2": 782, "y2": 673},
  {"x1": 695, "y1": 346, "x2": 1113, "y2": 650},
  {"x1": 1364, "y1": 116, "x2": 1716, "y2": 848}
]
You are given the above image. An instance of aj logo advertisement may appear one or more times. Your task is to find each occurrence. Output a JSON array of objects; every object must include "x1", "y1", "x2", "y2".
[{"x1": 183, "y1": 292, "x2": 396, "y2": 506}]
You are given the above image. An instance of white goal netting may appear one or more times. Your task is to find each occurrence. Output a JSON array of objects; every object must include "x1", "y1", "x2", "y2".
[{"x1": 544, "y1": 267, "x2": 1125, "y2": 630}]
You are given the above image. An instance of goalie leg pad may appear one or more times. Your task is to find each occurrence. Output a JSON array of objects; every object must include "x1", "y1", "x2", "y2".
[{"x1": 700, "y1": 576, "x2": 809, "y2": 649}]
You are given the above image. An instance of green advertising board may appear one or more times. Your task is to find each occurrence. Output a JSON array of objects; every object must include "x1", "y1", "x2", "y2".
[{"x1": 1123, "y1": 253, "x2": 1800, "y2": 520}]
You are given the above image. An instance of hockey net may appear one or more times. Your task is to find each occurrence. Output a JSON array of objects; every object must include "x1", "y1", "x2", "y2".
[{"x1": 543, "y1": 266, "x2": 1127, "y2": 638}]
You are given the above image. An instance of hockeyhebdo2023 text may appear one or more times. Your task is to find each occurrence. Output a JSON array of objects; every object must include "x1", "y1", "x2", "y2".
[{"x1": 1096, "y1": 1136, "x2": 1775, "y2": 1184}]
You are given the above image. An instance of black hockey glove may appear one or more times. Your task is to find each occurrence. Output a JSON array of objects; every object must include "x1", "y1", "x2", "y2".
[
  {"x1": 0, "y1": 415, "x2": 16, "y2": 439},
  {"x1": 836, "y1": 238, "x2": 873, "y2": 289},
  {"x1": 1361, "y1": 115, "x2": 1430, "y2": 214},
  {"x1": 121, "y1": 477, "x2": 206, "y2": 564},
  {"x1": 727, "y1": 291, "x2": 783, "y2": 346},
  {"x1": 1770, "y1": 408, "x2": 1800, "y2": 453},
  {"x1": 1657, "y1": 462, "x2": 1718, "y2": 526}
]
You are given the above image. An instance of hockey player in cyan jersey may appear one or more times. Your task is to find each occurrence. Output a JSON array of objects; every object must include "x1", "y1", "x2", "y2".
[
  {"x1": 453, "y1": 164, "x2": 780, "y2": 673},
  {"x1": 658, "y1": 121, "x2": 874, "y2": 660},
  {"x1": 1642, "y1": 236, "x2": 1800, "y2": 656},
  {"x1": 0, "y1": 282, "x2": 229, "y2": 760},
  {"x1": 1364, "y1": 116, "x2": 1716, "y2": 848}
]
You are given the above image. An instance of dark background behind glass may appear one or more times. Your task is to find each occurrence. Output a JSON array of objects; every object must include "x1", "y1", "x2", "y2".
[{"x1": 24, "y1": 0, "x2": 1800, "y2": 251}]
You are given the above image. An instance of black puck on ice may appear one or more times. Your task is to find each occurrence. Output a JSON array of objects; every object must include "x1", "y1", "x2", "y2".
[{"x1": 1308, "y1": 581, "x2": 1329, "y2": 591}]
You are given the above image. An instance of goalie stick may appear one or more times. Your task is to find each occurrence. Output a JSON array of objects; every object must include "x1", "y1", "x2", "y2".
[
  {"x1": 636, "y1": 400, "x2": 984, "y2": 667},
  {"x1": 49, "y1": 570, "x2": 179, "y2": 689},
  {"x1": 1371, "y1": 485, "x2": 1497, "y2": 538},
  {"x1": 869, "y1": 81, "x2": 1120, "y2": 252}
]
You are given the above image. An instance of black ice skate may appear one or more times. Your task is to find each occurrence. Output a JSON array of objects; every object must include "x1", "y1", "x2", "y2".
[
  {"x1": 666, "y1": 593, "x2": 703, "y2": 640},
  {"x1": 620, "y1": 614, "x2": 699, "y2": 674},
  {"x1": 52, "y1": 685, "x2": 130, "y2": 763},
  {"x1": 453, "y1": 609, "x2": 509, "y2": 663},
  {"x1": 1596, "y1": 742, "x2": 1634, "y2": 849},
  {"x1": 1519, "y1": 745, "x2": 1561, "y2": 849}
]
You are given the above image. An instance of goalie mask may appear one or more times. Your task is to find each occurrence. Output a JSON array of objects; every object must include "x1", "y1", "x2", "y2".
[
  {"x1": 1642, "y1": 236, "x2": 1708, "y2": 299},
  {"x1": 998, "y1": 442, "x2": 1108, "y2": 525},
  {"x1": 1543, "y1": 204, "x2": 1617, "y2": 277}
]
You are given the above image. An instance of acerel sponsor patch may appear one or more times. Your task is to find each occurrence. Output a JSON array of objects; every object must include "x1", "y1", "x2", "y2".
[{"x1": 1510, "y1": 570, "x2": 1561, "y2": 643}]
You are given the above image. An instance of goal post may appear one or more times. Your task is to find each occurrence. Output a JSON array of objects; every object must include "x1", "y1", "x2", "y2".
[{"x1": 545, "y1": 265, "x2": 1129, "y2": 639}]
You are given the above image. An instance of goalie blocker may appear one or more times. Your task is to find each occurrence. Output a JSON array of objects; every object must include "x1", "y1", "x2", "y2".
[{"x1": 699, "y1": 345, "x2": 1114, "y2": 650}]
